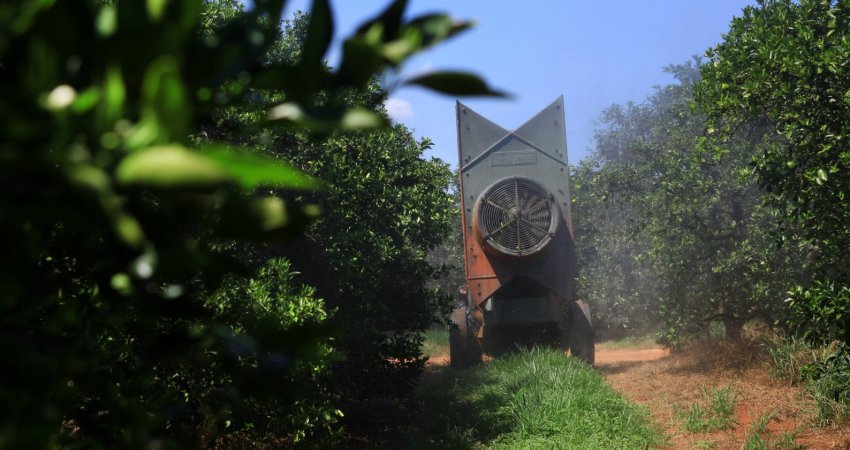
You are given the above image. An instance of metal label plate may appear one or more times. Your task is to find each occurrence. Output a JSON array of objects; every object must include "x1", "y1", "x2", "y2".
[{"x1": 490, "y1": 151, "x2": 537, "y2": 167}]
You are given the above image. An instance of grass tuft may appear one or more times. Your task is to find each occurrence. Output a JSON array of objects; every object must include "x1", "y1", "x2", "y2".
[
  {"x1": 768, "y1": 338, "x2": 850, "y2": 425},
  {"x1": 680, "y1": 384, "x2": 737, "y2": 433},
  {"x1": 768, "y1": 338, "x2": 831, "y2": 385},
  {"x1": 742, "y1": 412, "x2": 803, "y2": 450}
]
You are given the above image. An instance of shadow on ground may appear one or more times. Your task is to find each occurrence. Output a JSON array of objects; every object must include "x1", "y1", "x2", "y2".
[{"x1": 338, "y1": 363, "x2": 504, "y2": 450}]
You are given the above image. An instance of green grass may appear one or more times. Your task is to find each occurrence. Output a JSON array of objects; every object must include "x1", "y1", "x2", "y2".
[
  {"x1": 422, "y1": 327, "x2": 449, "y2": 358},
  {"x1": 413, "y1": 347, "x2": 659, "y2": 449},
  {"x1": 768, "y1": 338, "x2": 830, "y2": 385},
  {"x1": 768, "y1": 338, "x2": 850, "y2": 425},
  {"x1": 680, "y1": 384, "x2": 737, "y2": 433},
  {"x1": 741, "y1": 413, "x2": 802, "y2": 450}
]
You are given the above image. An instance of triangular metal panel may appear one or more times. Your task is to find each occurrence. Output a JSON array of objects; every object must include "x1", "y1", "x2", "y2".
[
  {"x1": 463, "y1": 134, "x2": 563, "y2": 171},
  {"x1": 512, "y1": 96, "x2": 568, "y2": 163},
  {"x1": 456, "y1": 101, "x2": 509, "y2": 166}
]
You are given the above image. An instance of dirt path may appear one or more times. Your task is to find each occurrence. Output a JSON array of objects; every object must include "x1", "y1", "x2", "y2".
[
  {"x1": 423, "y1": 342, "x2": 850, "y2": 448},
  {"x1": 597, "y1": 342, "x2": 850, "y2": 449}
]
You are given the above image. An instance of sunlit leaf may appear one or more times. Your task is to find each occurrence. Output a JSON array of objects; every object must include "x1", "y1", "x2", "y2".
[
  {"x1": 138, "y1": 56, "x2": 189, "y2": 142},
  {"x1": 116, "y1": 145, "x2": 231, "y2": 189},
  {"x1": 340, "y1": 108, "x2": 384, "y2": 130},
  {"x1": 203, "y1": 147, "x2": 320, "y2": 190},
  {"x1": 96, "y1": 5, "x2": 117, "y2": 36},
  {"x1": 356, "y1": 0, "x2": 407, "y2": 37},
  {"x1": 71, "y1": 87, "x2": 102, "y2": 113},
  {"x1": 268, "y1": 102, "x2": 386, "y2": 132},
  {"x1": 44, "y1": 85, "x2": 76, "y2": 110},
  {"x1": 147, "y1": 0, "x2": 167, "y2": 21},
  {"x1": 101, "y1": 65, "x2": 126, "y2": 126},
  {"x1": 115, "y1": 213, "x2": 145, "y2": 248},
  {"x1": 406, "y1": 14, "x2": 474, "y2": 49}
]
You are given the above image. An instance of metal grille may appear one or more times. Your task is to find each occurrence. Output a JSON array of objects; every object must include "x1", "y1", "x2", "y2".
[{"x1": 477, "y1": 178, "x2": 557, "y2": 256}]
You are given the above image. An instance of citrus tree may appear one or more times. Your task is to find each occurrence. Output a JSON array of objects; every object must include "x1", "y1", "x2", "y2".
[
  {"x1": 575, "y1": 62, "x2": 797, "y2": 343},
  {"x1": 0, "y1": 0, "x2": 501, "y2": 447},
  {"x1": 697, "y1": 0, "x2": 850, "y2": 342}
]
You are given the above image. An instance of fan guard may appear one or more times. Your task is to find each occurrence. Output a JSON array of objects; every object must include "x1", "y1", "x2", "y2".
[{"x1": 476, "y1": 177, "x2": 558, "y2": 256}]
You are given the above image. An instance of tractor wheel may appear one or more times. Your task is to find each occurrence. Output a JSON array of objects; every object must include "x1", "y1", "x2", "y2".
[
  {"x1": 449, "y1": 308, "x2": 482, "y2": 369},
  {"x1": 568, "y1": 300, "x2": 595, "y2": 365},
  {"x1": 483, "y1": 325, "x2": 514, "y2": 356}
]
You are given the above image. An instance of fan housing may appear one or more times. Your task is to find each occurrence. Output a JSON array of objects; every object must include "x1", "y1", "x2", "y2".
[{"x1": 476, "y1": 177, "x2": 559, "y2": 257}]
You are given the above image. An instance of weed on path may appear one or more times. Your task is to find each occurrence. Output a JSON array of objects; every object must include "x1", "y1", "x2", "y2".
[{"x1": 598, "y1": 339, "x2": 850, "y2": 449}]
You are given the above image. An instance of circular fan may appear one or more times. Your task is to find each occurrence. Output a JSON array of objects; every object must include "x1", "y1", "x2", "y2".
[{"x1": 476, "y1": 177, "x2": 558, "y2": 256}]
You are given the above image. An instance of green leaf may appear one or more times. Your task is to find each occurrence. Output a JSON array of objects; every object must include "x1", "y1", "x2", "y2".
[
  {"x1": 216, "y1": 197, "x2": 319, "y2": 239},
  {"x1": 336, "y1": 36, "x2": 386, "y2": 87},
  {"x1": 406, "y1": 14, "x2": 474, "y2": 49},
  {"x1": 405, "y1": 71, "x2": 509, "y2": 97},
  {"x1": 44, "y1": 85, "x2": 77, "y2": 111},
  {"x1": 100, "y1": 65, "x2": 126, "y2": 126},
  {"x1": 71, "y1": 87, "x2": 102, "y2": 113},
  {"x1": 381, "y1": 32, "x2": 419, "y2": 64},
  {"x1": 203, "y1": 147, "x2": 319, "y2": 190},
  {"x1": 133, "y1": 56, "x2": 189, "y2": 145},
  {"x1": 96, "y1": 5, "x2": 117, "y2": 36},
  {"x1": 816, "y1": 168, "x2": 828, "y2": 184},
  {"x1": 147, "y1": 0, "x2": 168, "y2": 21},
  {"x1": 67, "y1": 165, "x2": 145, "y2": 248},
  {"x1": 267, "y1": 102, "x2": 387, "y2": 132},
  {"x1": 301, "y1": 0, "x2": 334, "y2": 69},
  {"x1": 117, "y1": 145, "x2": 318, "y2": 191},
  {"x1": 340, "y1": 108, "x2": 384, "y2": 130},
  {"x1": 116, "y1": 145, "x2": 232, "y2": 189},
  {"x1": 356, "y1": 0, "x2": 407, "y2": 37}
]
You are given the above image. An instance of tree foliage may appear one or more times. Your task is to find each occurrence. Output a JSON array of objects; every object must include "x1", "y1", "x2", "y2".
[
  {"x1": 277, "y1": 126, "x2": 455, "y2": 398},
  {"x1": 199, "y1": 3, "x2": 458, "y2": 401},
  {"x1": 574, "y1": 61, "x2": 798, "y2": 343},
  {"x1": 0, "y1": 0, "x2": 501, "y2": 447},
  {"x1": 697, "y1": 0, "x2": 850, "y2": 342}
]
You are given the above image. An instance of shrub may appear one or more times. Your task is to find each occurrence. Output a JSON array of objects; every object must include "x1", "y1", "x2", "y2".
[
  {"x1": 769, "y1": 338, "x2": 850, "y2": 425},
  {"x1": 204, "y1": 257, "x2": 341, "y2": 445},
  {"x1": 804, "y1": 343, "x2": 850, "y2": 425},
  {"x1": 786, "y1": 279, "x2": 850, "y2": 345}
]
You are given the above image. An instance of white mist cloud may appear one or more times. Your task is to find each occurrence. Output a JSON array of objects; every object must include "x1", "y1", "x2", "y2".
[{"x1": 385, "y1": 97, "x2": 414, "y2": 121}]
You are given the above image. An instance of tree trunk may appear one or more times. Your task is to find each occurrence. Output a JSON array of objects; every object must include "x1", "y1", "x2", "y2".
[{"x1": 723, "y1": 316, "x2": 745, "y2": 341}]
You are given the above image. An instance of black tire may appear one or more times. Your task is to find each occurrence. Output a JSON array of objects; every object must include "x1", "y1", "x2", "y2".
[
  {"x1": 568, "y1": 300, "x2": 595, "y2": 365},
  {"x1": 483, "y1": 325, "x2": 513, "y2": 356},
  {"x1": 449, "y1": 308, "x2": 482, "y2": 369}
]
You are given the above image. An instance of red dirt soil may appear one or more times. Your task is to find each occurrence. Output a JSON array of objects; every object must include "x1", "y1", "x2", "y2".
[{"x1": 598, "y1": 341, "x2": 850, "y2": 449}]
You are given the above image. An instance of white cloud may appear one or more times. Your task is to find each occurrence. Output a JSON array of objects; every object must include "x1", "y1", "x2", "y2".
[{"x1": 384, "y1": 97, "x2": 414, "y2": 121}]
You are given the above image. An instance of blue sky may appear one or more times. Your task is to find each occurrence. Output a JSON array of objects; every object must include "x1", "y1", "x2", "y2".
[{"x1": 283, "y1": 1, "x2": 756, "y2": 167}]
